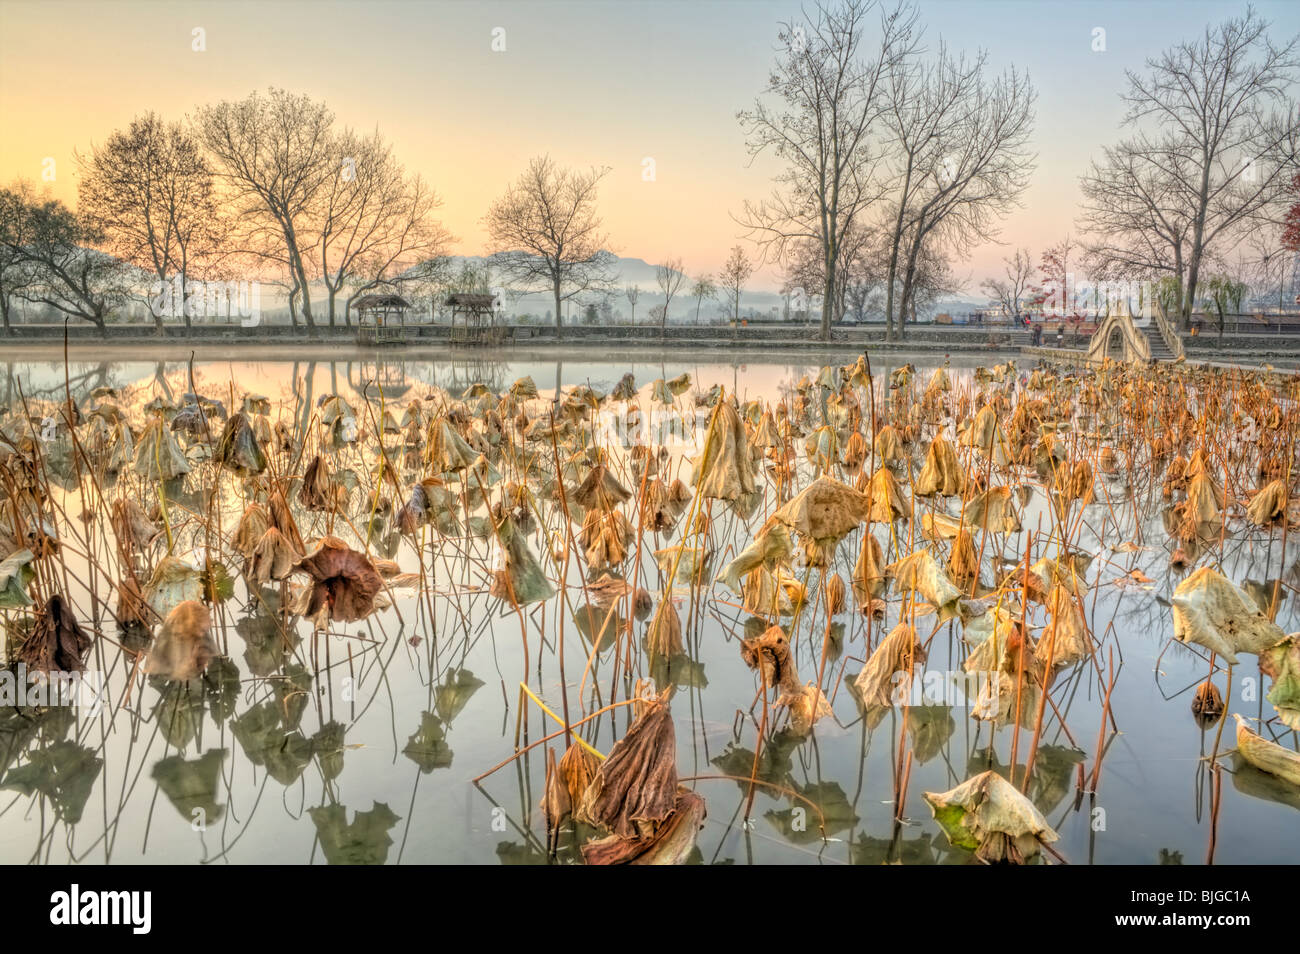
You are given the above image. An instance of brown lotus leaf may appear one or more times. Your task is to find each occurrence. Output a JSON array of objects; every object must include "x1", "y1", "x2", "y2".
[
  {"x1": 145, "y1": 599, "x2": 217, "y2": 681},
  {"x1": 1053, "y1": 459, "x2": 1094, "y2": 505},
  {"x1": 1246, "y1": 479, "x2": 1288, "y2": 527},
  {"x1": 768, "y1": 476, "x2": 870, "y2": 566},
  {"x1": 864, "y1": 466, "x2": 908, "y2": 522},
  {"x1": 586, "y1": 573, "x2": 632, "y2": 609},
  {"x1": 692, "y1": 397, "x2": 756, "y2": 501},
  {"x1": 268, "y1": 488, "x2": 305, "y2": 554},
  {"x1": 582, "y1": 789, "x2": 706, "y2": 865},
  {"x1": 577, "y1": 701, "x2": 679, "y2": 840},
  {"x1": 579, "y1": 509, "x2": 632, "y2": 570},
  {"x1": 541, "y1": 746, "x2": 570, "y2": 854},
  {"x1": 839, "y1": 430, "x2": 867, "y2": 473},
  {"x1": 111, "y1": 497, "x2": 157, "y2": 554},
  {"x1": 948, "y1": 527, "x2": 980, "y2": 584},
  {"x1": 742, "y1": 566, "x2": 793, "y2": 618},
  {"x1": 116, "y1": 575, "x2": 154, "y2": 629},
  {"x1": 19, "y1": 594, "x2": 93, "y2": 673},
  {"x1": 560, "y1": 742, "x2": 600, "y2": 808},
  {"x1": 292, "y1": 535, "x2": 384, "y2": 623},
  {"x1": 299, "y1": 455, "x2": 338, "y2": 512},
  {"x1": 825, "y1": 572, "x2": 847, "y2": 616},
  {"x1": 1038, "y1": 584, "x2": 1093, "y2": 669},
  {"x1": 646, "y1": 599, "x2": 683, "y2": 657},
  {"x1": 572, "y1": 463, "x2": 632, "y2": 511},
  {"x1": 963, "y1": 486, "x2": 1022, "y2": 534},
  {"x1": 916, "y1": 436, "x2": 965, "y2": 497},
  {"x1": 740, "y1": 624, "x2": 801, "y2": 698},
  {"x1": 854, "y1": 622, "x2": 926, "y2": 709},
  {"x1": 874, "y1": 425, "x2": 904, "y2": 461},
  {"x1": 852, "y1": 531, "x2": 887, "y2": 609},
  {"x1": 249, "y1": 526, "x2": 300, "y2": 584},
  {"x1": 232, "y1": 502, "x2": 271, "y2": 559}
]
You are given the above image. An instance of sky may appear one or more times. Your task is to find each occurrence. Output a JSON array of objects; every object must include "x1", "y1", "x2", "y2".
[{"x1": 1, "y1": 0, "x2": 1298, "y2": 294}]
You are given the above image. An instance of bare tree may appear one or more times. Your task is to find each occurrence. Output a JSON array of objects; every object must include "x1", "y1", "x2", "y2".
[
  {"x1": 720, "y1": 245, "x2": 754, "y2": 323},
  {"x1": 738, "y1": 0, "x2": 919, "y2": 340},
  {"x1": 484, "y1": 155, "x2": 616, "y2": 339},
  {"x1": 1087, "y1": 8, "x2": 1300, "y2": 326},
  {"x1": 980, "y1": 248, "x2": 1036, "y2": 322},
  {"x1": 655, "y1": 257, "x2": 685, "y2": 334},
  {"x1": 197, "y1": 89, "x2": 338, "y2": 331},
  {"x1": 880, "y1": 43, "x2": 989, "y2": 338},
  {"x1": 891, "y1": 62, "x2": 1035, "y2": 336},
  {"x1": 313, "y1": 128, "x2": 453, "y2": 327},
  {"x1": 690, "y1": 273, "x2": 716, "y2": 323},
  {"x1": 0, "y1": 183, "x2": 131, "y2": 332},
  {"x1": 625, "y1": 284, "x2": 640, "y2": 323},
  {"x1": 77, "y1": 112, "x2": 226, "y2": 330}
]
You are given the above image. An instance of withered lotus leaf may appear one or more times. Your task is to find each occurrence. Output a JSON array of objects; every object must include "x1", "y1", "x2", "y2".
[
  {"x1": 769, "y1": 476, "x2": 870, "y2": 566},
  {"x1": 1171, "y1": 567, "x2": 1286, "y2": 665},
  {"x1": 715, "y1": 524, "x2": 792, "y2": 594},
  {"x1": 740, "y1": 624, "x2": 802, "y2": 698},
  {"x1": 1260, "y1": 634, "x2": 1300, "y2": 731},
  {"x1": 852, "y1": 531, "x2": 887, "y2": 608},
  {"x1": 145, "y1": 600, "x2": 217, "y2": 681},
  {"x1": 571, "y1": 463, "x2": 632, "y2": 511},
  {"x1": 886, "y1": 550, "x2": 963, "y2": 623},
  {"x1": 915, "y1": 437, "x2": 965, "y2": 497},
  {"x1": 292, "y1": 536, "x2": 384, "y2": 623},
  {"x1": 854, "y1": 622, "x2": 925, "y2": 709},
  {"x1": 582, "y1": 789, "x2": 706, "y2": 865},
  {"x1": 19, "y1": 594, "x2": 93, "y2": 673},
  {"x1": 577, "y1": 701, "x2": 679, "y2": 839},
  {"x1": 1246, "y1": 479, "x2": 1288, "y2": 527},
  {"x1": 692, "y1": 397, "x2": 756, "y2": 501},
  {"x1": 232, "y1": 502, "x2": 271, "y2": 560},
  {"x1": 924, "y1": 770, "x2": 1059, "y2": 864},
  {"x1": 249, "y1": 527, "x2": 300, "y2": 584},
  {"x1": 646, "y1": 599, "x2": 684, "y2": 657},
  {"x1": 214, "y1": 412, "x2": 267, "y2": 476},
  {"x1": 299, "y1": 455, "x2": 337, "y2": 512}
]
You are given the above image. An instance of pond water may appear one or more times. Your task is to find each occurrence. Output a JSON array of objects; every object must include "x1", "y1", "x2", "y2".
[{"x1": 0, "y1": 349, "x2": 1296, "y2": 865}]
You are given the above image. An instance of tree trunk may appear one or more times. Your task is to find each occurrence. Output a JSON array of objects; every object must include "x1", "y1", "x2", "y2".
[{"x1": 553, "y1": 284, "x2": 564, "y2": 340}]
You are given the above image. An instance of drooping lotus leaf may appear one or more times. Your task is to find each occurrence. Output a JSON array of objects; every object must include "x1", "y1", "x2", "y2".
[
  {"x1": 0, "y1": 549, "x2": 36, "y2": 609},
  {"x1": 915, "y1": 436, "x2": 965, "y2": 497},
  {"x1": 146, "y1": 600, "x2": 217, "y2": 681},
  {"x1": 1260, "y1": 635, "x2": 1300, "y2": 731},
  {"x1": 851, "y1": 530, "x2": 887, "y2": 608},
  {"x1": 145, "y1": 556, "x2": 203, "y2": 619},
  {"x1": 151, "y1": 749, "x2": 227, "y2": 824},
  {"x1": 654, "y1": 545, "x2": 711, "y2": 589},
  {"x1": 923, "y1": 770, "x2": 1059, "y2": 863},
  {"x1": 691, "y1": 397, "x2": 755, "y2": 501},
  {"x1": 309, "y1": 801, "x2": 402, "y2": 865},
  {"x1": 964, "y1": 486, "x2": 1022, "y2": 533},
  {"x1": 488, "y1": 516, "x2": 556, "y2": 607},
  {"x1": 133, "y1": 415, "x2": 191, "y2": 480},
  {"x1": 428, "y1": 418, "x2": 478, "y2": 473},
  {"x1": 292, "y1": 536, "x2": 384, "y2": 623},
  {"x1": 582, "y1": 789, "x2": 706, "y2": 865},
  {"x1": 740, "y1": 624, "x2": 802, "y2": 698},
  {"x1": 768, "y1": 476, "x2": 870, "y2": 566},
  {"x1": 18, "y1": 594, "x2": 92, "y2": 673},
  {"x1": 886, "y1": 549, "x2": 963, "y2": 623},
  {"x1": 1246, "y1": 479, "x2": 1288, "y2": 527},
  {"x1": 577, "y1": 701, "x2": 678, "y2": 840},
  {"x1": 646, "y1": 599, "x2": 684, "y2": 657},
  {"x1": 864, "y1": 466, "x2": 908, "y2": 522},
  {"x1": 1171, "y1": 567, "x2": 1286, "y2": 665},
  {"x1": 853, "y1": 622, "x2": 926, "y2": 709},
  {"x1": 214, "y1": 412, "x2": 267, "y2": 476},
  {"x1": 715, "y1": 524, "x2": 793, "y2": 594},
  {"x1": 1037, "y1": 584, "x2": 1093, "y2": 669}
]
